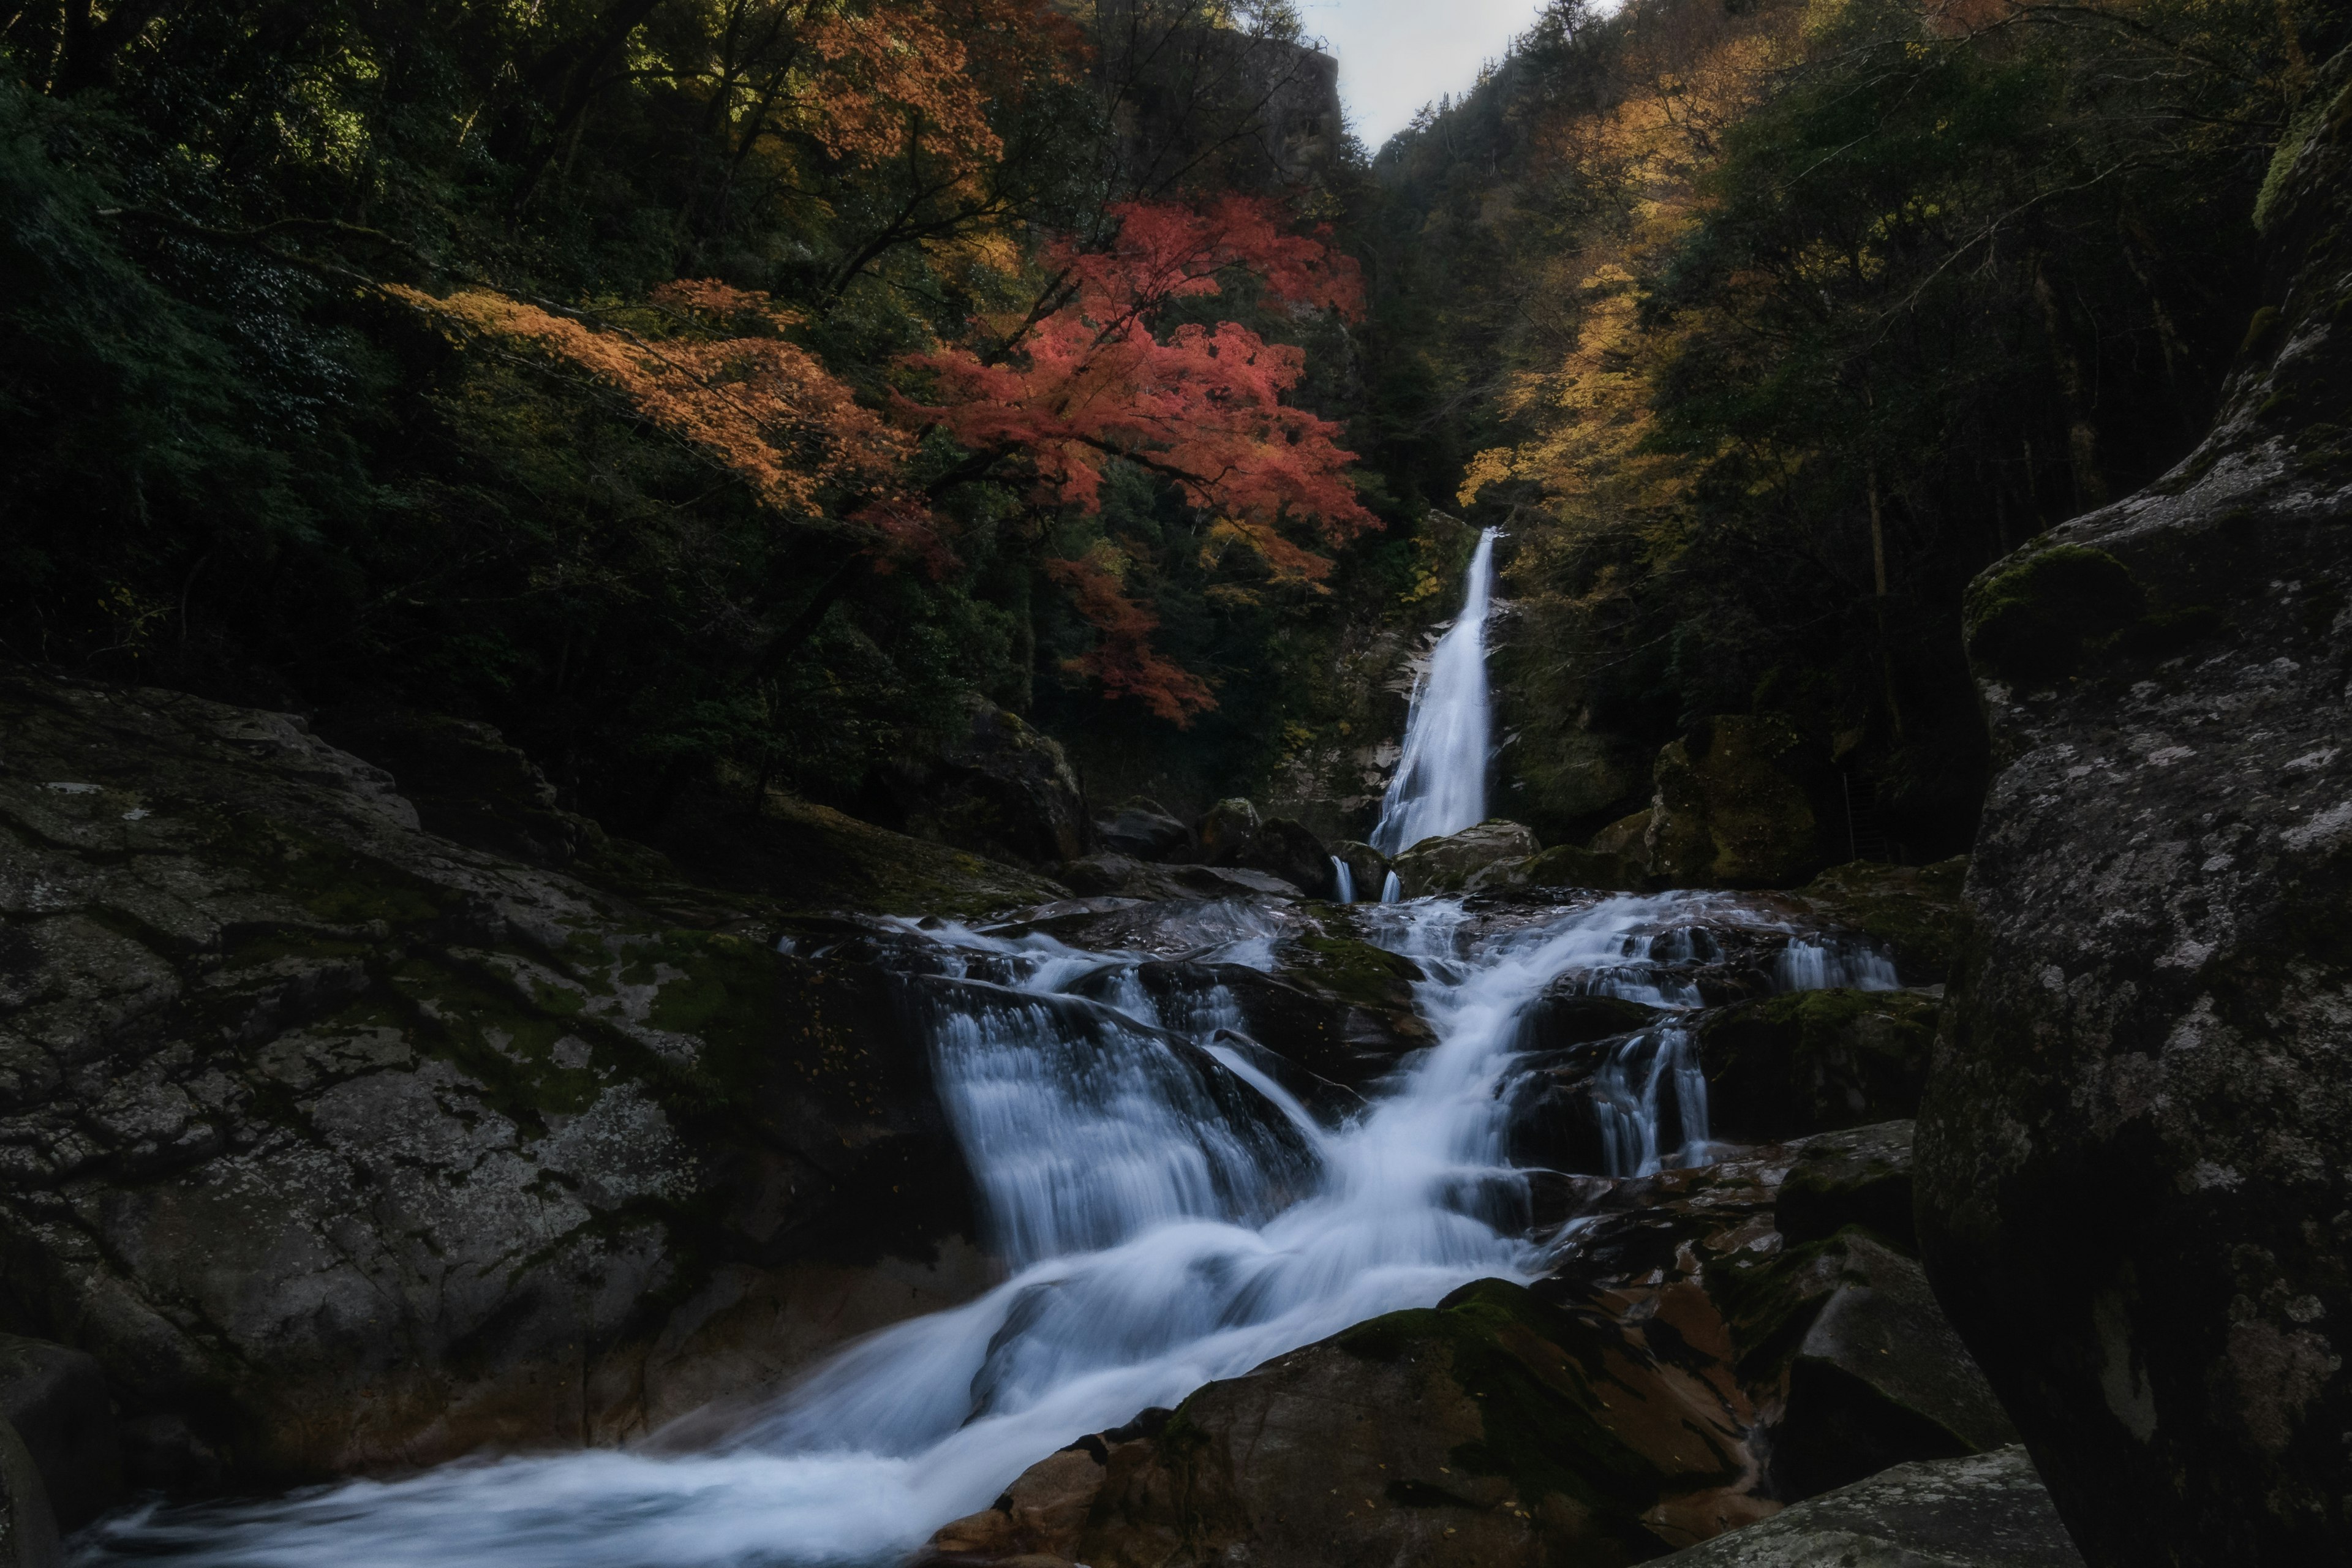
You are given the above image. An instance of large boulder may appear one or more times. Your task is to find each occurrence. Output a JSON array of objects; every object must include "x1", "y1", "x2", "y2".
[
  {"x1": 876, "y1": 697, "x2": 1090, "y2": 866},
  {"x1": 1649, "y1": 1446, "x2": 2084, "y2": 1567},
  {"x1": 1916, "y1": 63, "x2": 2352, "y2": 1568},
  {"x1": 1236, "y1": 816, "x2": 1337, "y2": 897},
  {"x1": 1391, "y1": 819, "x2": 1544, "y2": 896},
  {"x1": 1093, "y1": 799, "x2": 1191, "y2": 862},
  {"x1": 1646, "y1": 717, "x2": 1833, "y2": 889},
  {"x1": 0, "y1": 672, "x2": 993, "y2": 1488},
  {"x1": 1196, "y1": 797, "x2": 1262, "y2": 863},
  {"x1": 1329, "y1": 839, "x2": 1391, "y2": 902}
]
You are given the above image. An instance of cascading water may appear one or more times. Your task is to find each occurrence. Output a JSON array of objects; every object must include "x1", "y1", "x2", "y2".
[
  {"x1": 1329, "y1": 855, "x2": 1355, "y2": 905},
  {"x1": 1370, "y1": 527, "x2": 1501, "y2": 856},
  {"x1": 78, "y1": 891, "x2": 1898, "y2": 1568}
]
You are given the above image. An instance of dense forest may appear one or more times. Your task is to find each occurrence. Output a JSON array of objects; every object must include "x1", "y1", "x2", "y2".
[{"x1": 1, "y1": 0, "x2": 2339, "y2": 856}]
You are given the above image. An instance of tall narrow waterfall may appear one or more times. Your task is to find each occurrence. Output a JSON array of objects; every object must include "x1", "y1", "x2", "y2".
[{"x1": 1370, "y1": 527, "x2": 1501, "y2": 856}]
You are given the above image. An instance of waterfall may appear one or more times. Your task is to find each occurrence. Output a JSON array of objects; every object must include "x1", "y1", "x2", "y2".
[
  {"x1": 80, "y1": 892, "x2": 1898, "y2": 1568},
  {"x1": 1330, "y1": 856, "x2": 1355, "y2": 904},
  {"x1": 1370, "y1": 527, "x2": 1501, "y2": 857},
  {"x1": 1380, "y1": 869, "x2": 1401, "y2": 903}
]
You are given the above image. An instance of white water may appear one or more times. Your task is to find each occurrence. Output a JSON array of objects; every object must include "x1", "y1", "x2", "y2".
[
  {"x1": 1330, "y1": 855, "x2": 1355, "y2": 905},
  {"x1": 1370, "y1": 527, "x2": 1501, "y2": 856},
  {"x1": 77, "y1": 888, "x2": 1874, "y2": 1568}
]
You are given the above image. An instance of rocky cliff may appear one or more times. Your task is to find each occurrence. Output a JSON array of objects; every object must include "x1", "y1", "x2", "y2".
[
  {"x1": 1916, "y1": 53, "x2": 2352, "y2": 1566},
  {"x1": 0, "y1": 673, "x2": 1003, "y2": 1488}
]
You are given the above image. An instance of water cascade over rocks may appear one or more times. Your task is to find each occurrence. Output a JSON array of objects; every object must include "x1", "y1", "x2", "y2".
[
  {"x1": 1369, "y1": 527, "x2": 1501, "y2": 856},
  {"x1": 77, "y1": 884, "x2": 1902, "y2": 1568}
]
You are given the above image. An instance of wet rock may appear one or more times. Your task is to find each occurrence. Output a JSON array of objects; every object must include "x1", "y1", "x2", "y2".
[
  {"x1": 0, "y1": 671, "x2": 994, "y2": 1487},
  {"x1": 1093, "y1": 800, "x2": 1191, "y2": 862},
  {"x1": 1646, "y1": 718, "x2": 1833, "y2": 889},
  {"x1": 0, "y1": 1415, "x2": 60, "y2": 1568},
  {"x1": 1790, "y1": 858, "x2": 1968, "y2": 986},
  {"x1": 1648, "y1": 1446, "x2": 2084, "y2": 1567},
  {"x1": 0, "y1": 1336, "x2": 119, "y2": 1531},
  {"x1": 1329, "y1": 839, "x2": 1390, "y2": 901},
  {"x1": 1534, "y1": 1131, "x2": 2015, "y2": 1504},
  {"x1": 1915, "y1": 55, "x2": 2352, "y2": 1567},
  {"x1": 1697, "y1": 989, "x2": 1940, "y2": 1142},
  {"x1": 1197, "y1": 798, "x2": 1261, "y2": 863},
  {"x1": 1392, "y1": 820, "x2": 1543, "y2": 896},
  {"x1": 1234, "y1": 816, "x2": 1335, "y2": 898}
]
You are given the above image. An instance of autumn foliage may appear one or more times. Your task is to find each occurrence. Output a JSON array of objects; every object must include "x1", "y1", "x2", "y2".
[
  {"x1": 389, "y1": 281, "x2": 937, "y2": 558},
  {"x1": 903, "y1": 195, "x2": 1379, "y2": 720}
]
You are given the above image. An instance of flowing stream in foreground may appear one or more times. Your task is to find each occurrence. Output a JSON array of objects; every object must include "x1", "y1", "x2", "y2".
[
  {"x1": 75, "y1": 529, "x2": 1895, "y2": 1568},
  {"x1": 77, "y1": 895, "x2": 1891, "y2": 1568}
]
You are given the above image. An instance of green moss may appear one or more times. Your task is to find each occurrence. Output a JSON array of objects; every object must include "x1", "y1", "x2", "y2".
[
  {"x1": 2240, "y1": 304, "x2": 2283, "y2": 356},
  {"x1": 1964, "y1": 545, "x2": 2144, "y2": 687},
  {"x1": 1284, "y1": 929, "x2": 1423, "y2": 1009}
]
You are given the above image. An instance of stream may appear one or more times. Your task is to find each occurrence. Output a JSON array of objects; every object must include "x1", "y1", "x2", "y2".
[{"x1": 73, "y1": 529, "x2": 1898, "y2": 1568}]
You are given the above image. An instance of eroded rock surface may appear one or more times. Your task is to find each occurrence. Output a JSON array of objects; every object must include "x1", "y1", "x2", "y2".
[
  {"x1": 0, "y1": 673, "x2": 995, "y2": 1487},
  {"x1": 1916, "y1": 56, "x2": 2352, "y2": 1567}
]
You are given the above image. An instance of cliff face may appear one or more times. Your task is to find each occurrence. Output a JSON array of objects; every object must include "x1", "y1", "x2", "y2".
[{"x1": 1916, "y1": 55, "x2": 2352, "y2": 1566}]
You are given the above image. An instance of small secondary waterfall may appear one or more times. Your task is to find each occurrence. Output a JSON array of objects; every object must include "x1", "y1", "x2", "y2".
[
  {"x1": 1370, "y1": 527, "x2": 1501, "y2": 856},
  {"x1": 80, "y1": 891, "x2": 1898, "y2": 1568},
  {"x1": 1330, "y1": 855, "x2": 1355, "y2": 905}
]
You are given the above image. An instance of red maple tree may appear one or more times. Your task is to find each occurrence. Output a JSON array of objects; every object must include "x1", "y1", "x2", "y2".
[{"x1": 903, "y1": 195, "x2": 1379, "y2": 722}]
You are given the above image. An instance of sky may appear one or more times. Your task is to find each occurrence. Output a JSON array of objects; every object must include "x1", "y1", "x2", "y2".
[{"x1": 1298, "y1": 0, "x2": 1552, "y2": 149}]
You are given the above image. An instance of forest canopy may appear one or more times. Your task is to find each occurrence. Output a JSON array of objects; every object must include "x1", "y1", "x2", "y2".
[{"x1": 1, "y1": 0, "x2": 2340, "y2": 849}]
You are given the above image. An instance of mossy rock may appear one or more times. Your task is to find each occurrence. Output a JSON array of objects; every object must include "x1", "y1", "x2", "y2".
[
  {"x1": 1960, "y1": 544, "x2": 2203, "y2": 687},
  {"x1": 1698, "y1": 988, "x2": 1940, "y2": 1140},
  {"x1": 1793, "y1": 858, "x2": 1969, "y2": 985}
]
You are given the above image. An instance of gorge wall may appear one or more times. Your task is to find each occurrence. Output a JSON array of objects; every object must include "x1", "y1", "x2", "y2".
[{"x1": 1917, "y1": 52, "x2": 2352, "y2": 1566}]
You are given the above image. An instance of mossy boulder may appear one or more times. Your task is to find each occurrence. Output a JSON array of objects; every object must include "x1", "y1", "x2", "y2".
[
  {"x1": 874, "y1": 696, "x2": 1091, "y2": 865},
  {"x1": 1791, "y1": 858, "x2": 1968, "y2": 986},
  {"x1": 1697, "y1": 989, "x2": 1942, "y2": 1141},
  {"x1": 1392, "y1": 819, "x2": 1544, "y2": 897},
  {"x1": 1647, "y1": 717, "x2": 1833, "y2": 889}
]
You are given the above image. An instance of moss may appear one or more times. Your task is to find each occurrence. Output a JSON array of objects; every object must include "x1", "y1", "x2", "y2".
[
  {"x1": 1964, "y1": 545, "x2": 2144, "y2": 687},
  {"x1": 1283, "y1": 929, "x2": 1423, "y2": 1009},
  {"x1": 2240, "y1": 304, "x2": 2283, "y2": 356}
]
